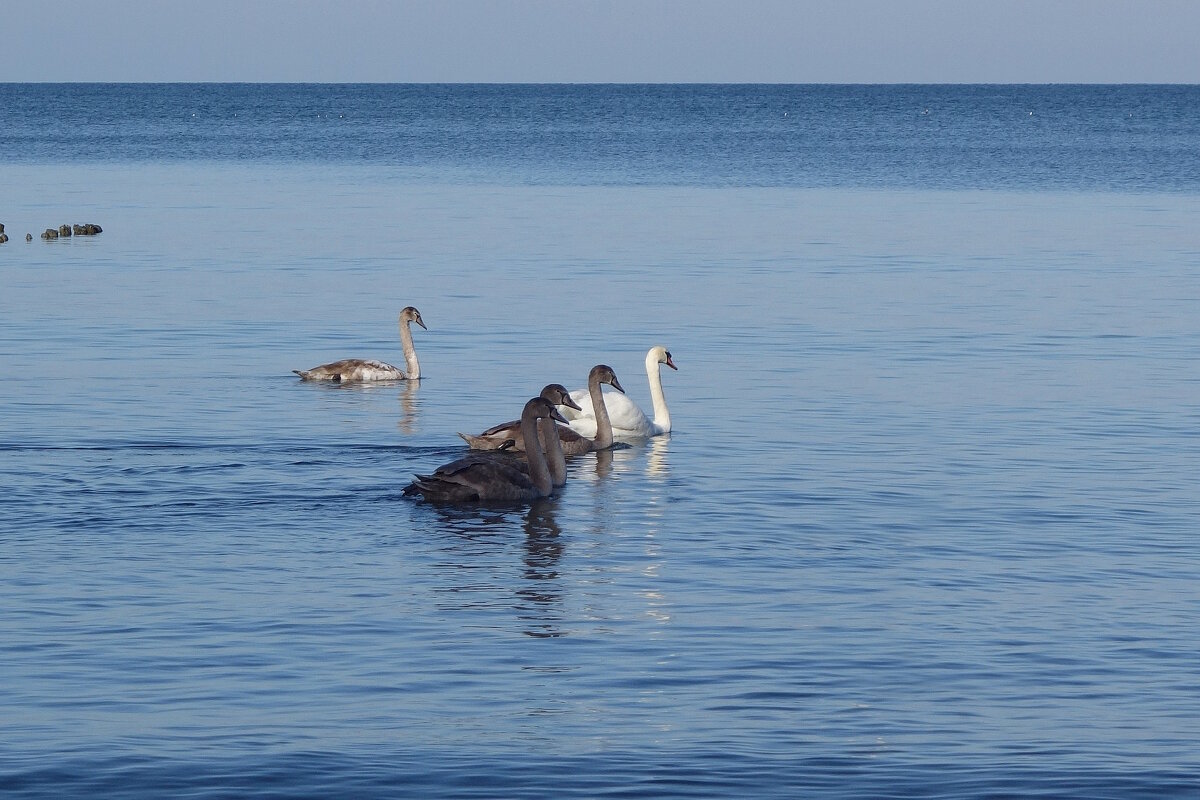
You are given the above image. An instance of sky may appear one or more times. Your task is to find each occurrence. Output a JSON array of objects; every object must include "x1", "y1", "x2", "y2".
[{"x1": 2, "y1": 0, "x2": 1197, "y2": 84}]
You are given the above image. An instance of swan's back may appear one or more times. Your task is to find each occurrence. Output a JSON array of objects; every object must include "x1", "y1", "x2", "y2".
[
  {"x1": 568, "y1": 391, "x2": 653, "y2": 437},
  {"x1": 461, "y1": 421, "x2": 593, "y2": 455},
  {"x1": 404, "y1": 455, "x2": 542, "y2": 503},
  {"x1": 459, "y1": 384, "x2": 581, "y2": 453},
  {"x1": 294, "y1": 358, "x2": 407, "y2": 383}
]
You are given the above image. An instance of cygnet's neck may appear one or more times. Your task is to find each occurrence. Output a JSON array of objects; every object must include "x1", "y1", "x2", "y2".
[
  {"x1": 590, "y1": 372, "x2": 614, "y2": 449},
  {"x1": 540, "y1": 416, "x2": 567, "y2": 486},
  {"x1": 522, "y1": 410, "x2": 553, "y2": 496},
  {"x1": 399, "y1": 318, "x2": 420, "y2": 379}
]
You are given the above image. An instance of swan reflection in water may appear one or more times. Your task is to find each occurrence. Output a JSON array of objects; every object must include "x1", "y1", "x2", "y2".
[
  {"x1": 517, "y1": 500, "x2": 565, "y2": 638},
  {"x1": 593, "y1": 447, "x2": 614, "y2": 478},
  {"x1": 645, "y1": 434, "x2": 670, "y2": 479},
  {"x1": 638, "y1": 435, "x2": 672, "y2": 625},
  {"x1": 569, "y1": 432, "x2": 669, "y2": 485},
  {"x1": 571, "y1": 441, "x2": 637, "y2": 484},
  {"x1": 395, "y1": 379, "x2": 419, "y2": 434},
  {"x1": 415, "y1": 436, "x2": 664, "y2": 639},
  {"x1": 294, "y1": 369, "x2": 422, "y2": 433},
  {"x1": 418, "y1": 500, "x2": 567, "y2": 638}
]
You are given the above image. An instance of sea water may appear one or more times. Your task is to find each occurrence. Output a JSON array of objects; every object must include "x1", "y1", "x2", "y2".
[{"x1": 2, "y1": 84, "x2": 1199, "y2": 797}]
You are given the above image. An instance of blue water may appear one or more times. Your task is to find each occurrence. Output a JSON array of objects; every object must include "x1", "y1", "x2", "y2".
[{"x1": 2, "y1": 84, "x2": 1199, "y2": 798}]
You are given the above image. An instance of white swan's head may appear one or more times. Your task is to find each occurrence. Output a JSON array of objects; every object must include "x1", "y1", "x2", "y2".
[
  {"x1": 647, "y1": 346, "x2": 677, "y2": 371},
  {"x1": 400, "y1": 306, "x2": 427, "y2": 330}
]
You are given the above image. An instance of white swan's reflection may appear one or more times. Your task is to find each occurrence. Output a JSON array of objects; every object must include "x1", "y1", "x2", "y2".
[
  {"x1": 641, "y1": 436, "x2": 671, "y2": 625},
  {"x1": 645, "y1": 434, "x2": 670, "y2": 479}
]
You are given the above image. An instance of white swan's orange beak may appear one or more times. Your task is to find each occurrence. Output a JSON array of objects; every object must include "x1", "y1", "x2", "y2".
[{"x1": 665, "y1": 353, "x2": 677, "y2": 370}]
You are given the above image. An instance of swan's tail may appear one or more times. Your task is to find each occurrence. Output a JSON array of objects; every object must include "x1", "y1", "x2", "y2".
[{"x1": 458, "y1": 432, "x2": 516, "y2": 451}]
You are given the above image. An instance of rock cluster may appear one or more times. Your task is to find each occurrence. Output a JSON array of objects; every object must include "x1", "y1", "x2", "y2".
[
  {"x1": 1, "y1": 221, "x2": 102, "y2": 244},
  {"x1": 39, "y1": 223, "x2": 103, "y2": 240}
]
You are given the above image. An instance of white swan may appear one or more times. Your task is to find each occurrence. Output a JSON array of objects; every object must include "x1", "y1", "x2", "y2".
[
  {"x1": 562, "y1": 346, "x2": 676, "y2": 440},
  {"x1": 294, "y1": 306, "x2": 426, "y2": 382}
]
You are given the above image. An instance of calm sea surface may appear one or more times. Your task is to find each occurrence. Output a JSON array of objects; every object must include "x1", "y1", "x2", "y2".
[{"x1": 2, "y1": 84, "x2": 1199, "y2": 798}]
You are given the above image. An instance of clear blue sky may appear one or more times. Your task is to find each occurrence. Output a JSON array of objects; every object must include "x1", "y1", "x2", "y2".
[{"x1": 3, "y1": 0, "x2": 1197, "y2": 83}]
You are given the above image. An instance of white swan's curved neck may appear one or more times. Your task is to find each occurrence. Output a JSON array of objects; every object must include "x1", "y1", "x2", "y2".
[
  {"x1": 399, "y1": 318, "x2": 420, "y2": 379},
  {"x1": 645, "y1": 354, "x2": 671, "y2": 433}
]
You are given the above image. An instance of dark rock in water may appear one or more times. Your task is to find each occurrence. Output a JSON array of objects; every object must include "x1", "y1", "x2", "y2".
[
  {"x1": 35, "y1": 223, "x2": 102, "y2": 240},
  {"x1": 65, "y1": 223, "x2": 105, "y2": 236},
  {"x1": 26, "y1": 233, "x2": 33, "y2": 242}
]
